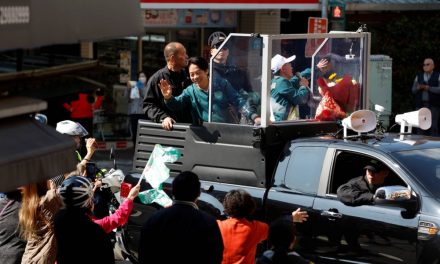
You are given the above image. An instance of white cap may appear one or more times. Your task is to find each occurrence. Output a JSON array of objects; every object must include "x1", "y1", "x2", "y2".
[
  {"x1": 271, "y1": 54, "x2": 296, "y2": 73},
  {"x1": 56, "y1": 120, "x2": 88, "y2": 137}
]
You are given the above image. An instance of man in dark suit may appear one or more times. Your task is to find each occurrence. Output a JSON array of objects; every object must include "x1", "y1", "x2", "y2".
[
  {"x1": 412, "y1": 58, "x2": 440, "y2": 136},
  {"x1": 138, "y1": 171, "x2": 223, "y2": 264}
]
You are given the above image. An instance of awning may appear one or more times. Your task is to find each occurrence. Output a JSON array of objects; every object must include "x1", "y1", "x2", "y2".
[
  {"x1": 0, "y1": 97, "x2": 77, "y2": 192},
  {"x1": 0, "y1": 0, "x2": 144, "y2": 51}
]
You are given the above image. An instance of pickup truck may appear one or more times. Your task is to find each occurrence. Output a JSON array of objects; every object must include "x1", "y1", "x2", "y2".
[{"x1": 117, "y1": 32, "x2": 440, "y2": 263}]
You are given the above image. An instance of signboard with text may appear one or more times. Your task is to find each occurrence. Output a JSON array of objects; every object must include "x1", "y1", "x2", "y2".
[
  {"x1": 144, "y1": 9, "x2": 236, "y2": 28},
  {"x1": 305, "y1": 17, "x2": 328, "y2": 57},
  {"x1": 307, "y1": 17, "x2": 328, "y2": 34},
  {"x1": 140, "y1": 0, "x2": 319, "y2": 10}
]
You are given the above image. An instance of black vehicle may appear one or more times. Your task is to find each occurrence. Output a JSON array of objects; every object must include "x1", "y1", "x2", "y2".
[
  {"x1": 117, "y1": 33, "x2": 440, "y2": 263},
  {"x1": 119, "y1": 119, "x2": 440, "y2": 264}
]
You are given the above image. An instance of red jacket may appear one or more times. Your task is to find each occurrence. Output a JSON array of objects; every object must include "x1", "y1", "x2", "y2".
[
  {"x1": 90, "y1": 198, "x2": 133, "y2": 233},
  {"x1": 63, "y1": 93, "x2": 103, "y2": 119}
]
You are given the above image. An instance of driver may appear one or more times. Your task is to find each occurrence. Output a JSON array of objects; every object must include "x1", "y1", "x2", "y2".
[{"x1": 337, "y1": 160, "x2": 390, "y2": 206}]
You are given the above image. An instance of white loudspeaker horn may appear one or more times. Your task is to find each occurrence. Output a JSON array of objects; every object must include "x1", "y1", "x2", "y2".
[
  {"x1": 342, "y1": 110, "x2": 377, "y2": 138},
  {"x1": 395, "y1": 107, "x2": 431, "y2": 134}
]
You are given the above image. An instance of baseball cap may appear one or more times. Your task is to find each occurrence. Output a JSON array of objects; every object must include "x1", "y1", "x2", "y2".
[
  {"x1": 271, "y1": 54, "x2": 296, "y2": 73},
  {"x1": 364, "y1": 159, "x2": 386, "y2": 173},
  {"x1": 210, "y1": 36, "x2": 226, "y2": 48}
]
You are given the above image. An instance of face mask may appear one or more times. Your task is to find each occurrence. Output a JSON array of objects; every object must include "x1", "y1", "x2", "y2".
[{"x1": 139, "y1": 77, "x2": 147, "y2": 84}]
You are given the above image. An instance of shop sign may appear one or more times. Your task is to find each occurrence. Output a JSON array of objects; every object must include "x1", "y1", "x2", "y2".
[
  {"x1": 144, "y1": 9, "x2": 236, "y2": 28},
  {"x1": 305, "y1": 17, "x2": 328, "y2": 58},
  {"x1": 307, "y1": 17, "x2": 327, "y2": 34},
  {"x1": 141, "y1": 0, "x2": 319, "y2": 10}
]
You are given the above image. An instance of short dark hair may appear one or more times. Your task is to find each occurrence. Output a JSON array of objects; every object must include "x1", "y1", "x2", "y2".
[
  {"x1": 172, "y1": 171, "x2": 201, "y2": 201},
  {"x1": 268, "y1": 218, "x2": 296, "y2": 252},
  {"x1": 223, "y1": 189, "x2": 256, "y2": 219},
  {"x1": 188, "y1": 56, "x2": 209, "y2": 71}
]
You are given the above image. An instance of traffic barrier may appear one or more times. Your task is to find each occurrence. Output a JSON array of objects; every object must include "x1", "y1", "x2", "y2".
[{"x1": 96, "y1": 141, "x2": 133, "y2": 150}]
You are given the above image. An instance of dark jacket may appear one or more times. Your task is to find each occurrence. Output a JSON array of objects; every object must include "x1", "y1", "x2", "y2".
[
  {"x1": 0, "y1": 194, "x2": 26, "y2": 264},
  {"x1": 415, "y1": 71, "x2": 440, "y2": 108},
  {"x1": 143, "y1": 66, "x2": 192, "y2": 123},
  {"x1": 54, "y1": 208, "x2": 114, "y2": 264},
  {"x1": 138, "y1": 202, "x2": 223, "y2": 264},
  {"x1": 257, "y1": 250, "x2": 312, "y2": 264},
  {"x1": 212, "y1": 62, "x2": 253, "y2": 93},
  {"x1": 337, "y1": 176, "x2": 378, "y2": 206}
]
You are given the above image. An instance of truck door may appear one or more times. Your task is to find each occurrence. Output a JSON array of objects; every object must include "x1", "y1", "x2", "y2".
[
  {"x1": 312, "y1": 150, "x2": 419, "y2": 264},
  {"x1": 265, "y1": 144, "x2": 329, "y2": 262}
]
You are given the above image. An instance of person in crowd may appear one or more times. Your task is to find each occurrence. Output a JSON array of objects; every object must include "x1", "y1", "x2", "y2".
[
  {"x1": 0, "y1": 190, "x2": 26, "y2": 264},
  {"x1": 138, "y1": 171, "x2": 223, "y2": 264},
  {"x1": 126, "y1": 72, "x2": 147, "y2": 145},
  {"x1": 144, "y1": 42, "x2": 193, "y2": 131},
  {"x1": 257, "y1": 218, "x2": 313, "y2": 264},
  {"x1": 19, "y1": 180, "x2": 62, "y2": 264},
  {"x1": 411, "y1": 58, "x2": 440, "y2": 136},
  {"x1": 55, "y1": 176, "x2": 114, "y2": 264},
  {"x1": 160, "y1": 56, "x2": 260, "y2": 125},
  {"x1": 91, "y1": 182, "x2": 140, "y2": 233},
  {"x1": 62, "y1": 90, "x2": 103, "y2": 136},
  {"x1": 217, "y1": 189, "x2": 308, "y2": 264},
  {"x1": 270, "y1": 54, "x2": 310, "y2": 122},
  {"x1": 55, "y1": 120, "x2": 97, "y2": 164},
  {"x1": 337, "y1": 160, "x2": 390, "y2": 206},
  {"x1": 210, "y1": 34, "x2": 260, "y2": 120},
  {"x1": 55, "y1": 120, "x2": 110, "y2": 218}
]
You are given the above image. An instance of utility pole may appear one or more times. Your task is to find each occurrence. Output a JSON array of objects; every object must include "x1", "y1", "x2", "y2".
[{"x1": 321, "y1": 0, "x2": 328, "y2": 19}]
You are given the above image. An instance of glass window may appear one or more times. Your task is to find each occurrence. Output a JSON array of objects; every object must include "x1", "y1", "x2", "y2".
[
  {"x1": 275, "y1": 146, "x2": 326, "y2": 195},
  {"x1": 393, "y1": 148, "x2": 440, "y2": 197},
  {"x1": 208, "y1": 32, "x2": 369, "y2": 126},
  {"x1": 271, "y1": 36, "x2": 364, "y2": 122},
  {"x1": 209, "y1": 35, "x2": 262, "y2": 125}
]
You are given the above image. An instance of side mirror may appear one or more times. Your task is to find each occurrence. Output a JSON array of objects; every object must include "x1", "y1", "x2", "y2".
[{"x1": 374, "y1": 186, "x2": 418, "y2": 212}]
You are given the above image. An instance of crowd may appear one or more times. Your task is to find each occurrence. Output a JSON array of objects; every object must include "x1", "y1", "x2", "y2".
[{"x1": 0, "y1": 120, "x2": 141, "y2": 264}]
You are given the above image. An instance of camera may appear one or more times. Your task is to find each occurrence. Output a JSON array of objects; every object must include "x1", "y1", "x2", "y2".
[{"x1": 85, "y1": 162, "x2": 97, "y2": 181}]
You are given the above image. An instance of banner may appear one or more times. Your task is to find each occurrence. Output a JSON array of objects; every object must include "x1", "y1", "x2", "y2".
[
  {"x1": 144, "y1": 9, "x2": 236, "y2": 28},
  {"x1": 141, "y1": 0, "x2": 319, "y2": 10}
]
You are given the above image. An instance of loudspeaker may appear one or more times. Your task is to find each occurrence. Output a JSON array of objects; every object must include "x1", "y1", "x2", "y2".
[
  {"x1": 342, "y1": 110, "x2": 376, "y2": 138},
  {"x1": 395, "y1": 107, "x2": 431, "y2": 131}
]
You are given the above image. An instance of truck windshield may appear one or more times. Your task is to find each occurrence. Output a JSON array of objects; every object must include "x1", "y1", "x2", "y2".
[
  {"x1": 393, "y1": 148, "x2": 440, "y2": 197},
  {"x1": 209, "y1": 32, "x2": 369, "y2": 126}
]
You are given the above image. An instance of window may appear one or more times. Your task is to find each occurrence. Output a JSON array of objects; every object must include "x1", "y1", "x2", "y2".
[
  {"x1": 277, "y1": 146, "x2": 326, "y2": 194},
  {"x1": 329, "y1": 151, "x2": 407, "y2": 194}
]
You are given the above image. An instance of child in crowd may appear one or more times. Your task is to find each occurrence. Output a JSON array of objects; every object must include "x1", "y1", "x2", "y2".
[
  {"x1": 217, "y1": 189, "x2": 308, "y2": 264},
  {"x1": 257, "y1": 219, "x2": 313, "y2": 264}
]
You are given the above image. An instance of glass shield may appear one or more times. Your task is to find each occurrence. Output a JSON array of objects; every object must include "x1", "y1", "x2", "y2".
[
  {"x1": 269, "y1": 32, "x2": 369, "y2": 123},
  {"x1": 208, "y1": 34, "x2": 263, "y2": 125},
  {"x1": 208, "y1": 32, "x2": 370, "y2": 126}
]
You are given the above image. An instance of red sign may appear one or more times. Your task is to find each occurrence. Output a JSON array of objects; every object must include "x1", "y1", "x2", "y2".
[
  {"x1": 140, "y1": 0, "x2": 319, "y2": 9},
  {"x1": 307, "y1": 17, "x2": 328, "y2": 34},
  {"x1": 141, "y1": 0, "x2": 318, "y2": 2},
  {"x1": 305, "y1": 17, "x2": 328, "y2": 58}
]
